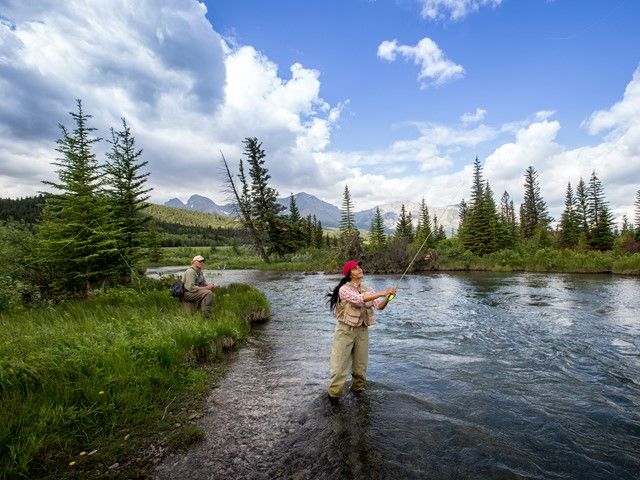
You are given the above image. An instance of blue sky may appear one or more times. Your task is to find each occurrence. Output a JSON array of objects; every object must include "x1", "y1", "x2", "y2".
[{"x1": 1, "y1": 0, "x2": 639, "y2": 224}]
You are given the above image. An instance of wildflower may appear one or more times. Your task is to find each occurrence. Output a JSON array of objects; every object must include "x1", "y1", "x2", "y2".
[
  {"x1": 80, "y1": 451, "x2": 87, "y2": 456},
  {"x1": 98, "y1": 391, "x2": 105, "y2": 395},
  {"x1": 69, "y1": 461, "x2": 76, "y2": 466}
]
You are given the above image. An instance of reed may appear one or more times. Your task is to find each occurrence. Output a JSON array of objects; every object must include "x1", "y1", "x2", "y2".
[{"x1": 0, "y1": 283, "x2": 269, "y2": 479}]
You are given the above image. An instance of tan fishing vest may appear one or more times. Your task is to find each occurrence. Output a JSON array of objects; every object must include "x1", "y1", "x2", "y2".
[{"x1": 336, "y1": 283, "x2": 376, "y2": 327}]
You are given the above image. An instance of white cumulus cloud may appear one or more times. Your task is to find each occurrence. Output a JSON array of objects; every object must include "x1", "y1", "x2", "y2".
[
  {"x1": 0, "y1": 0, "x2": 344, "y2": 204},
  {"x1": 377, "y1": 38, "x2": 465, "y2": 88}
]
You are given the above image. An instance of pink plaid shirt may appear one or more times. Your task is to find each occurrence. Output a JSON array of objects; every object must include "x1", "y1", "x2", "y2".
[{"x1": 339, "y1": 282, "x2": 385, "y2": 309}]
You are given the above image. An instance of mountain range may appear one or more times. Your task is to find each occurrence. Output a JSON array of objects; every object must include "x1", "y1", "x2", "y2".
[{"x1": 164, "y1": 192, "x2": 459, "y2": 234}]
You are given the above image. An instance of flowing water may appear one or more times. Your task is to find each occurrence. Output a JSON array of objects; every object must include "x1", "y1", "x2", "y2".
[{"x1": 150, "y1": 269, "x2": 640, "y2": 480}]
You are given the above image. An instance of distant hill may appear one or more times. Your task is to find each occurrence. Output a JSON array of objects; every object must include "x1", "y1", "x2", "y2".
[
  {"x1": 164, "y1": 192, "x2": 459, "y2": 234},
  {"x1": 146, "y1": 203, "x2": 239, "y2": 228},
  {"x1": 0, "y1": 195, "x2": 45, "y2": 223}
]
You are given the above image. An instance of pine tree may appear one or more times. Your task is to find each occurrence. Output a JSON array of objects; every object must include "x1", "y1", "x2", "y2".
[
  {"x1": 520, "y1": 166, "x2": 551, "y2": 239},
  {"x1": 586, "y1": 171, "x2": 614, "y2": 250},
  {"x1": 221, "y1": 152, "x2": 269, "y2": 262},
  {"x1": 498, "y1": 191, "x2": 517, "y2": 248},
  {"x1": 369, "y1": 206, "x2": 386, "y2": 251},
  {"x1": 287, "y1": 193, "x2": 305, "y2": 251},
  {"x1": 303, "y1": 214, "x2": 314, "y2": 247},
  {"x1": 414, "y1": 198, "x2": 432, "y2": 247},
  {"x1": 288, "y1": 193, "x2": 301, "y2": 223},
  {"x1": 557, "y1": 182, "x2": 579, "y2": 248},
  {"x1": 394, "y1": 204, "x2": 414, "y2": 242},
  {"x1": 36, "y1": 100, "x2": 120, "y2": 296},
  {"x1": 483, "y1": 182, "x2": 500, "y2": 251},
  {"x1": 460, "y1": 157, "x2": 494, "y2": 254},
  {"x1": 574, "y1": 177, "x2": 589, "y2": 238},
  {"x1": 457, "y1": 198, "x2": 468, "y2": 234},
  {"x1": 315, "y1": 219, "x2": 324, "y2": 249},
  {"x1": 432, "y1": 214, "x2": 446, "y2": 243},
  {"x1": 104, "y1": 117, "x2": 152, "y2": 283},
  {"x1": 243, "y1": 137, "x2": 286, "y2": 256},
  {"x1": 339, "y1": 185, "x2": 356, "y2": 233},
  {"x1": 338, "y1": 185, "x2": 362, "y2": 258}
]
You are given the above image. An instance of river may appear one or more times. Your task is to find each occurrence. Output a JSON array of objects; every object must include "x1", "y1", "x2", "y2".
[{"x1": 149, "y1": 268, "x2": 640, "y2": 479}]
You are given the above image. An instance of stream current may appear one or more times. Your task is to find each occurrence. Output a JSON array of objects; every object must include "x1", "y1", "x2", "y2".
[{"x1": 150, "y1": 269, "x2": 640, "y2": 479}]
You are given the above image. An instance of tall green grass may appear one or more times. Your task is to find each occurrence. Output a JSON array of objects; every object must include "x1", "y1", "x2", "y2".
[
  {"x1": 155, "y1": 245, "x2": 338, "y2": 272},
  {"x1": 0, "y1": 283, "x2": 269, "y2": 479},
  {"x1": 156, "y1": 244, "x2": 640, "y2": 276},
  {"x1": 432, "y1": 248, "x2": 640, "y2": 275}
]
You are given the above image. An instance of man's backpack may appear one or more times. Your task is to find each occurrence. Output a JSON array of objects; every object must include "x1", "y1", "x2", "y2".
[{"x1": 170, "y1": 281, "x2": 185, "y2": 299}]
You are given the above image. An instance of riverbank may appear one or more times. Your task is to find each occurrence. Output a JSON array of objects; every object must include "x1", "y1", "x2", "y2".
[
  {"x1": 153, "y1": 246, "x2": 640, "y2": 275},
  {"x1": 0, "y1": 280, "x2": 269, "y2": 480}
]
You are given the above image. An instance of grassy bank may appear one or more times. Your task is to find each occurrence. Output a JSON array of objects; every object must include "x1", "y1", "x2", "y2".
[
  {"x1": 154, "y1": 245, "x2": 335, "y2": 272},
  {"x1": 155, "y1": 245, "x2": 640, "y2": 276},
  {"x1": 428, "y1": 247, "x2": 640, "y2": 275},
  {"x1": 0, "y1": 281, "x2": 269, "y2": 479}
]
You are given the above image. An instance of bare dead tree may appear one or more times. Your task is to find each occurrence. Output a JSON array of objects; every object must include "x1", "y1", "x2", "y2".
[{"x1": 220, "y1": 151, "x2": 269, "y2": 263}]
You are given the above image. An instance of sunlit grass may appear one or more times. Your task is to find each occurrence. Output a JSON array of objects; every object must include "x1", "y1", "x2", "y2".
[
  {"x1": 432, "y1": 248, "x2": 640, "y2": 275},
  {"x1": 0, "y1": 283, "x2": 269, "y2": 479},
  {"x1": 154, "y1": 245, "x2": 340, "y2": 272}
]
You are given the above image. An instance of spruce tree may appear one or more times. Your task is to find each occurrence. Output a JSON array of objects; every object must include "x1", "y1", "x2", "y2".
[
  {"x1": 36, "y1": 100, "x2": 120, "y2": 296},
  {"x1": 243, "y1": 137, "x2": 285, "y2": 256},
  {"x1": 483, "y1": 182, "x2": 500, "y2": 251},
  {"x1": 287, "y1": 193, "x2": 305, "y2": 251},
  {"x1": 574, "y1": 177, "x2": 589, "y2": 239},
  {"x1": 315, "y1": 219, "x2": 324, "y2": 249},
  {"x1": 414, "y1": 198, "x2": 432, "y2": 247},
  {"x1": 104, "y1": 118, "x2": 152, "y2": 283},
  {"x1": 369, "y1": 206, "x2": 386, "y2": 251},
  {"x1": 288, "y1": 193, "x2": 301, "y2": 223},
  {"x1": 498, "y1": 191, "x2": 517, "y2": 248},
  {"x1": 520, "y1": 166, "x2": 551, "y2": 239},
  {"x1": 394, "y1": 204, "x2": 414, "y2": 242},
  {"x1": 221, "y1": 152, "x2": 269, "y2": 262},
  {"x1": 338, "y1": 185, "x2": 362, "y2": 258},
  {"x1": 303, "y1": 214, "x2": 316, "y2": 247},
  {"x1": 432, "y1": 214, "x2": 446, "y2": 243},
  {"x1": 557, "y1": 182, "x2": 579, "y2": 248},
  {"x1": 586, "y1": 171, "x2": 614, "y2": 250},
  {"x1": 460, "y1": 157, "x2": 493, "y2": 254},
  {"x1": 457, "y1": 198, "x2": 468, "y2": 236},
  {"x1": 339, "y1": 185, "x2": 356, "y2": 233}
]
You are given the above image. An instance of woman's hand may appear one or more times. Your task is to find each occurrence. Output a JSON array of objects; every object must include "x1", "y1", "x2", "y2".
[{"x1": 384, "y1": 287, "x2": 396, "y2": 297}]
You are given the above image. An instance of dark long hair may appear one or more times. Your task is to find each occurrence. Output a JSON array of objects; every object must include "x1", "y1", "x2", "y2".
[{"x1": 326, "y1": 273, "x2": 351, "y2": 313}]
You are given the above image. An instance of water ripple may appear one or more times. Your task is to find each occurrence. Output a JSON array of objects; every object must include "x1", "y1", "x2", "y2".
[{"x1": 148, "y1": 269, "x2": 640, "y2": 480}]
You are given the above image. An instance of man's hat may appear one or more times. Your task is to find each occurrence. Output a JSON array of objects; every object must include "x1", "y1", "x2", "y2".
[{"x1": 192, "y1": 255, "x2": 205, "y2": 262}]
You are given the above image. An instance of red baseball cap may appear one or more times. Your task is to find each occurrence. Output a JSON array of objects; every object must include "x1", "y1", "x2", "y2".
[{"x1": 342, "y1": 260, "x2": 362, "y2": 277}]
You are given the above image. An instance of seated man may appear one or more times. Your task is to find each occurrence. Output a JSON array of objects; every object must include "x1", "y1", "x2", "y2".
[{"x1": 182, "y1": 255, "x2": 217, "y2": 317}]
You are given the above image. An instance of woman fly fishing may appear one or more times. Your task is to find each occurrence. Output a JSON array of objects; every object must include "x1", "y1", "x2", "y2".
[{"x1": 326, "y1": 260, "x2": 396, "y2": 402}]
